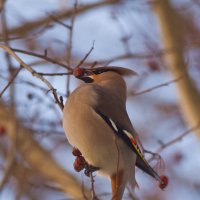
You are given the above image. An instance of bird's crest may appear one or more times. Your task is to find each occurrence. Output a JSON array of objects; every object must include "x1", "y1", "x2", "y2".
[{"x1": 73, "y1": 66, "x2": 137, "y2": 80}]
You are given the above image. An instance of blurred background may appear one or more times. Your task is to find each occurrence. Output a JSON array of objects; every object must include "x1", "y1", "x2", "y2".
[{"x1": 0, "y1": 0, "x2": 200, "y2": 199}]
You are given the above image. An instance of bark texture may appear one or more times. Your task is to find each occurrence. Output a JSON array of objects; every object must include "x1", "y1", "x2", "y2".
[{"x1": 153, "y1": 0, "x2": 200, "y2": 136}]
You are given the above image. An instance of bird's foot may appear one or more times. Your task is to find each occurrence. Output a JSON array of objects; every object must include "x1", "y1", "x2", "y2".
[{"x1": 84, "y1": 165, "x2": 100, "y2": 177}]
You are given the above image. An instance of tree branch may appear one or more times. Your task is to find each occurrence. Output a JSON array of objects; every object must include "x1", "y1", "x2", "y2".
[
  {"x1": 7, "y1": 0, "x2": 119, "y2": 36},
  {"x1": 0, "y1": 44, "x2": 64, "y2": 110},
  {"x1": 0, "y1": 67, "x2": 22, "y2": 98},
  {"x1": 0, "y1": 101, "x2": 91, "y2": 199},
  {"x1": 153, "y1": 0, "x2": 200, "y2": 137},
  {"x1": 132, "y1": 76, "x2": 182, "y2": 97}
]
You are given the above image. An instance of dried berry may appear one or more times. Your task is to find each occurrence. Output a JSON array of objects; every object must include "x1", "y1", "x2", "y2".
[
  {"x1": 147, "y1": 60, "x2": 160, "y2": 71},
  {"x1": 0, "y1": 126, "x2": 6, "y2": 136},
  {"x1": 173, "y1": 152, "x2": 183, "y2": 163},
  {"x1": 158, "y1": 175, "x2": 168, "y2": 190},
  {"x1": 72, "y1": 147, "x2": 82, "y2": 157},
  {"x1": 73, "y1": 156, "x2": 86, "y2": 172},
  {"x1": 73, "y1": 68, "x2": 85, "y2": 78}
]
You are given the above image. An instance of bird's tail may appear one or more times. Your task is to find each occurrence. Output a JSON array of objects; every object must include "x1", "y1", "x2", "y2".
[{"x1": 136, "y1": 157, "x2": 168, "y2": 189}]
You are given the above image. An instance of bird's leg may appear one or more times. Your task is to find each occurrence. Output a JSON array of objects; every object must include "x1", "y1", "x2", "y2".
[{"x1": 110, "y1": 170, "x2": 124, "y2": 200}]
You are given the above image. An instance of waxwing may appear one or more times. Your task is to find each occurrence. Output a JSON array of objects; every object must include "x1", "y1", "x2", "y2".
[{"x1": 63, "y1": 66, "x2": 167, "y2": 200}]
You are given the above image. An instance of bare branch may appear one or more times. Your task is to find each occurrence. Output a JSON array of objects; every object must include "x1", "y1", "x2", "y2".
[
  {"x1": 132, "y1": 76, "x2": 183, "y2": 97},
  {"x1": 37, "y1": 72, "x2": 72, "y2": 76},
  {"x1": 154, "y1": 0, "x2": 200, "y2": 137},
  {"x1": 75, "y1": 41, "x2": 95, "y2": 69},
  {"x1": 89, "y1": 172, "x2": 98, "y2": 200},
  {"x1": 157, "y1": 122, "x2": 200, "y2": 152},
  {"x1": 8, "y1": 0, "x2": 119, "y2": 36},
  {"x1": 48, "y1": 13, "x2": 71, "y2": 29},
  {"x1": 11, "y1": 48, "x2": 71, "y2": 70},
  {"x1": 80, "y1": 47, "x2": 183, "y2": 67},
  {"x1": 0, "y1": 44, "x2": 64, "y2": 110},
  {"x1": 0, "y1": 67, "x2": 22, "y2": 98},
  {"x1": 66, "y1": 0, "x2": 78, "y2": 97}
]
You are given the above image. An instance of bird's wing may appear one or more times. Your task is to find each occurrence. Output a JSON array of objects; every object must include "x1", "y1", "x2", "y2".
[
  {"x1": 93, "y1": 86, "x2": 162, "y2": 182},
  {"x1": 95, "y1": 110, "x2": 162, "y2": 182}
]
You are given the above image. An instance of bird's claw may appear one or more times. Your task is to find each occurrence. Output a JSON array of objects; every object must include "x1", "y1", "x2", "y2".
[{"x1": 84, "y1": 165, "x2": 100, "y2": 177}]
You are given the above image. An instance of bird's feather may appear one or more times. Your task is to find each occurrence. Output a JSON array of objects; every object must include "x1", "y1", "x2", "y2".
[{"x1": 96, "y1": 110, "x2": 161, "y2": 182}]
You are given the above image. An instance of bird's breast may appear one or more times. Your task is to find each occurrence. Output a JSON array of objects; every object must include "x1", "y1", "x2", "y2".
[{"x1": 63, "y1": 101, "x2": 134, "y2": 176}]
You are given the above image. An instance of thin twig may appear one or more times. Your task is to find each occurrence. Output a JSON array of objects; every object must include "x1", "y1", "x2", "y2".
[
  {"x1": 89, "y1": 172, "x2": 98, "y2": 200},
  {"x1": 0, "y1": 66, "x2": 22, "y2": 98},
  {"x1": 11, "y1": 48, "x2": 71, "y2": 70},
  {"x1": 132, "y1": 76, "x2": 183, "y2": 96},
  {"x1": 75, "y1": 41, "x2": 95, "y2": 69},
  {"x1": 144, "y1": 123, "x2": 200, "y2": 167},
  {"x1": 37, "y1": 72, "x2": 72, "y2": 76},
  {"x1": 48, "y1": 13, "x2": 71, "y2": 29},
  {"x1": 90, "y1": 61, "x2": 98, "y2": 68},
  {"x1": 0, "y1": 74, "x2": 66, "y2": 98},
  {"x1": 157, "y1": 122, "x2": 200, "y2": 152},
  {"x1": 66, "y1": 0, "x2": 78, "y2": 97},
  {"x1": 0, "y1": 44, "x2": 64, "y2": 110},
  {"x1": 82, "y1": 46, "x2": 187, "y2": 66}
]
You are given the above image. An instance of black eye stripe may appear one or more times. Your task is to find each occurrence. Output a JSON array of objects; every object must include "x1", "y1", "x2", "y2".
[
  {"x1": 81, "y1": 77, "x2": 94, "y2": 83},
  {"x1": 78, "y1": 68, "x2": 115, "y2": 82},
  {"x1": 89, "y1": 69, "x2": 112, "y2": 75}
]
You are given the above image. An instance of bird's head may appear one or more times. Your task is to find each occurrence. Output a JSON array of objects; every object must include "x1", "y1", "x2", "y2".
[{"x1": 73, "y1": 66, "x2": 137, "y2": 83}]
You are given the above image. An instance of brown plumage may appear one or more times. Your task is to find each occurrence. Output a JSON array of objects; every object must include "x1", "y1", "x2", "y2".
[{"x1": 63, "y1": 66, "x2": 166, "y2": 200}]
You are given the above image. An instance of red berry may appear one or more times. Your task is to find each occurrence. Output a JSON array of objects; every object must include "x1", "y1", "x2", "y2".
[
  {"x1": 0, "y1": 126, "x2": 6, "y2": 136},
  {"x1": 72, "y1": 147, "x2": 82, "y2": 157},
  {"x1": 147, "y1": 60, "x2": 160, "y2": 71},
  {"x1": 158, "y1": 175, "x2": 168, "y2": 190},
  {"x1": 73, "y1": 68, "x2": 85, "y2": 77},
  {"x1": 73, "y1": 156, "x2": 86, "y2": 172}
]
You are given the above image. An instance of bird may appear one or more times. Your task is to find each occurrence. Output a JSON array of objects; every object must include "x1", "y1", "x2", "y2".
[{"x1": 63, "y1": 66, "x2": 167, "y2": 200}]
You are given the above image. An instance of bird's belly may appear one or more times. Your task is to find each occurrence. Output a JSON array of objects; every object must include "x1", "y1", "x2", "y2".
[{"x1": 63, "y1": 105, "x2": 133, "y2": 176}]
